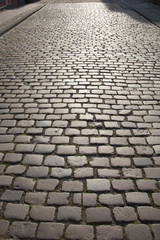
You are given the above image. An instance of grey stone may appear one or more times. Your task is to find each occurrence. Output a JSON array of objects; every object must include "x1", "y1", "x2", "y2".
[
  {"x1": 0, "y1": 176, "x2": 13, "y2": 186},
  {"x1": 123, "y1": 168, "x2": 142, "y2": 178},
  {"x1": 144, "y1": 168, "x2": 160, "y2": 178},
  {"x1": 15, "y1": 144, "x2": 35, "y2": 153},
  {"x1": 47, "y1": 192, "x2": 69, "y2": 205},
  {"x1": 37, "y1": 223, "x2": 64, "y2": 239},
  {"x1": 87, "y1": 179, "x2": 111, "y2": 192},
  {"x1": 0, "y1": 143, "x2": 14, "y2": 151},
  {"x1": 126, "y1": 192, "x2": 150, "y2": 205},
  {"x1": 25, "y1": 192, "x2": 46, "y2": 204},
  {"x1": 10, "y1": 221, "x2": 37, "y2": 238},
  {"x1": 136, "y1": 180, "x2": 157, "y2": 191},
  {"x1": 83, "y1": 193, "x2": 97, "y2": 207},
  {"x1": 112, "y1": 180, "x2": 135, "y2": 191},
  {"x1": 0, "y1": 220, "x2": 9, "y2": 236},
  {"x1": 36, "y1": 179, "x2": 59, "y2": 191},
  {"x1": 5, "y1": 165, "x2": 26, "y2": 175},
  {"x1": 26, "y1": 166, "x2": 48, "y2": 178},
  {"x1": 51, "y1": 167, "x2": 72, "y2": 178},
  {"x1": 13, "y1": 177, "x2": 36, "y2": 190},
  {"x1": 99, "y1": 194, "x2": 124, "y2": 206},
  {"x1": 44, "y1": 155, "x2": 65, "y2": 166},
  {"x1": 23, "y1": 154, "x2": 43, "y2": 165},
  {"x1": 113, "y1": 207, "x2": 137, "y2": 222},
  {"x1": 0, "y1": 190, "x2": 23, "y2": 202},
  {"x1": 35, "y1": 144, "x2": 55, "y2": 153},
  {"x1": 51, "y1": 136, "x2": 70, "y2": 144},
  {"x1": 111, "y1": 157, "x2": 131, "y2": 167},
  {"x1": 66, "y1": 224, "x2": 94, "y2": 240},
  {"x1": 86, "y1": 207, "x2": 112, "y2": 223},
  {"x1": 152, "y1": 224, "x2": 160, "y2": 240},
  {"x1": 133, "y1": 157, "x2": 153, "y2": 167},
  {"x1": 62, "y1": 181, "x2": 83, "y2": 192},
  {"x1": 4, "y1": 203, "x2": 29, "y2": 220},
  {"x1": 79, "y1": 146, "x2": 97, "y2": 155},
  {"x1": 57, "y1": 206, "x2": 81, "y2": 222},
  {"x1": 98, "y1": 146, "x2": 114, "y2": 155},
  {"x1": 57, "y1": 145, "x2": 76, "y2": 155},
  {"x1": 73, "y1": 193, "x2": 81, "y2": 205},
  {"x1": 3, "y1": 153, "x2": 22, "y2": 163},
  {"x1": 30, "y1": 206, "x2": 55, "y2": 221},
  {"x1": 116, "y1": 147, "x2": 135, "y2": 156},
  {"x1": 67, "y1": 156, "x2": 88, "y2": 167},
  {"x1": 96, "y1": 225, "x2": 123, "y2": 240},
  {"x1": 32, "y1": 135, "x2": 50, "y2": 144},
  {"x1": 125, "y1": 224, "x2": 152, "y2": 240},
  {"x1": 135, "y1": 146, "x2": 154, "y2": 155},
  {"x1": 98, "y1": 169, "x2": 120, "y2": 178},
  {"x1": 152, "y1": 193, "x2": 160, "y2": 206},
  {"x1": 90, "y1": 157, "x2": 110, "y2": 167},
  {"x1": 138, "y1": 206, "x2": 160, "y2": 221},
  {"x1": 74, "y1": 168, "x2": 93, "y2": 178}
]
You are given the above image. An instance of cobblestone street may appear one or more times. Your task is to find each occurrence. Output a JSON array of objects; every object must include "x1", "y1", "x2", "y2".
[{"x1": 0, "y1": 0, "x2": 160, "y2": 239}]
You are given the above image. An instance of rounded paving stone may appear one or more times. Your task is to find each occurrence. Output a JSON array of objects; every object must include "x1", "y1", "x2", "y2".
[{"x1": 125, "y1": 224, "x2": 152, "y2": 240}]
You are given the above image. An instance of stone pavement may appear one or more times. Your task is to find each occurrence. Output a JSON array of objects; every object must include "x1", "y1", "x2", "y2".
[
  {"x1": 0, "y1": 0, "x2": 160, "y2": 239},
  {"x1": 0, "y1": 2, "x2": 44, "y2": 36}
]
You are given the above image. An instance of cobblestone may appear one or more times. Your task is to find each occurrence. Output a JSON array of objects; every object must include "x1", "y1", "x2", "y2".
[
  {"x1": 25, "y1": 192, "x2": 47, "y2": 204},
  {"x1": 113, "y1": 207, "x2": 137, "y2": 222},
  {"x1": 36, "y1": 179, "x2": 59, "y2": 191},
  {"x1": 96, "y1": 225, "x2": 123, "y2": 240},
  {"x1": 126, "y1": 192, "x2": 150, "y2": 205},
  {"x1": 0, "y1": 190, "x2": 23, "y2": 202},
  {"x1": 152, "y1": 224, "x2": 160, "y2": 240},
  {"x1": 47, "y1": 192, "x2": 69, "y2": 205},
  {"x1": 0, "y1": 175, "x2": 13, "y2": 186},
  {"x1": 57, "y1": 206, "x2": 81, "y2": 222},
  {"x1": 138, "y1": 206, "x2": 160, "y2": 221},
  {"x1": 13, "y1": 177, "x2": 36, "y2": 190},
  {"x1": 4, "y1": 203, "x2": 29, "y2": 220},
  {"x1": 10, "y1": 221, "x2": 37, "y2": 238},
  {"x1": 125, "y1": 224, "x2": 152, "y2": 240},
  {"x1": 86, "y1": 207, "x2": 112, "y2": 223},
  {"x1": 51, "y1": 167, "x2": 72, "y2": 178},
  {"x1": 0, "y1": 0, "x2": 160, "y2": 237},
  {"x1": 26, "y1": 166, "x2": 49, "y2": 178},
  {"x1": 30, "y1": 206, "x2": 55, "y2": 221},
  {"x1": 37, "y1": 223, "x2": 64, "y2": 239},
  {"x1": 99, "y1": 194, "x2": 124, "y2": 206},
  {"x1": 66, "y1": 224, "x2": 94, "y2": 240},
  {"x1": 0, "y1": 220, "x2": 9, "y2": 236},
  {"x1": 87, "y1": 179, "x2": 111, "y2": 192}
]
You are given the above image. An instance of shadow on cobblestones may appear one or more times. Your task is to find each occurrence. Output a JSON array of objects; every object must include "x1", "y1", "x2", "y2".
[{"x1": 0, "y1": 0, "x2": 160, "y2": 239}]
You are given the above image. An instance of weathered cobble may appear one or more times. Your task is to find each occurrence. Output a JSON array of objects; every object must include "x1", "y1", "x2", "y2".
[{"x1": 0, "y1": 0, "x2": 160, "y2": 238}]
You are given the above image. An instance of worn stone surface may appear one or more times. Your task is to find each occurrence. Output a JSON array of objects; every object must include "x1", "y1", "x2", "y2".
[
  {"x1": 10, "y1": 221, "x2": 37, "y2": 238},
  {"x1": 87, "y1": 179, "x2": 111, "y2": 192},
  {"x1": 66, "y1": 224, "x2": 94, "y2": 240},
  {"x1": 99, "y1": 194, "x2": 124, "y2": 206},
  {"x1": 86, "y1": 207, "x2": 112, "y2": 223},
  {"x1": 4, "y1": 203, "x2": 29, "y2": 220},
  {"x1": 152, "y1": 224, "x2": 160, "y2": 240},
  {"x1": 47, "y1": 192, "x2": 70, "y2": 205},
  {"x1": 0, "y1": 0, "x2": 160, "y2": 238},
  {"x1": 96, "y1": 225, "x2": 123, "y2": 240},
  {"x1": 125, "y1": 224, "x2": 152, "y2": 240},
  {"x1": 0, "y1": 220, "x2": 9, "y2": 236},
  {"x1": 57, "y1": 206, "x2": 81, "y2": 222},
  {"x1": 30, "y1": 206, "x2": 55, "y2": 221},
  {"x1": 37, "y1": 223, "x2": 64, "y2": 239},
  {"x1": 138, "y1": 207, "x2": 160, "y2": 221},
  {"x1": 113, "y1": 207, "x2": 137, "y2": 222}
]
